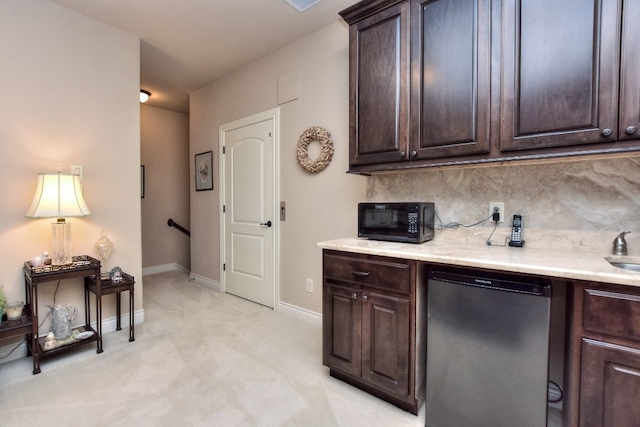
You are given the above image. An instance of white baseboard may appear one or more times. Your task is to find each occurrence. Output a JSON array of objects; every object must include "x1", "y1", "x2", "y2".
[
  {"x1": 142, "y1": 263, "x2": 189, "y2": 276},
  {"x1": 189, "y1": 273, "x2": 222, "y2": 292},
  {"x1": 278, "y1": 301, "x2": 322, "y2": 326},
  {"x1": 0, "y1": 309, "x2": 145, "y2": 366},
  {"x1": 89, "y1": 308, "x2": 145, "y2": 334}
]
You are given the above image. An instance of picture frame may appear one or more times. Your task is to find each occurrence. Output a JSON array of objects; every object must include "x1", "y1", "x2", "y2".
[
  {"x1": 141, "y1": 165, "x2": 145, "y2": 198},
  {"x1": 195, "y1": 150, "x2": 213, "y2": 191}
]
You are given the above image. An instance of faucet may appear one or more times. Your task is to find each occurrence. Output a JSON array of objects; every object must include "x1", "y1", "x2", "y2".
[{"x1": 612, "y1": 231, "x2": 631, "y2": 256}]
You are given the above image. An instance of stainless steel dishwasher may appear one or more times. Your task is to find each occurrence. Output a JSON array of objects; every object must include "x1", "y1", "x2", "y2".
[{"x1": 426, "y1": 267, "x2": 552, "y2": 427}]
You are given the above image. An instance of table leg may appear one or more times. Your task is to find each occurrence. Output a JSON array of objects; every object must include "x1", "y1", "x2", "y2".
[
  {"x1": 84, "y1": 280, "x2": 91, "y2": 330},
  {"x1": 116, "y1": 292, "x2": 122, "y2": 331},
  {"x1": 29, "y1": 281, "x2": 40, "y2": 375},
  {"x1": 95, "y1": 290, "x2": 103, "y2": 354},
  {"x1": 129, "y1": 288, "x2": 135, "y2": 342}
]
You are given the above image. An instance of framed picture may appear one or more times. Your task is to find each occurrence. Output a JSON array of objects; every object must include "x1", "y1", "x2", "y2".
[
  {"x1": 195, "y1": 150, "x2": 213, "y2": 191},
  {"x1": 141, "y1": 165, "x2": 145, "y2": 198}
]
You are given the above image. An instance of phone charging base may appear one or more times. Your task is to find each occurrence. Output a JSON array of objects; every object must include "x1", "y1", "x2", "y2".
[{"x1": 509, "y1": 240, "x2": 525, "y2": 247}]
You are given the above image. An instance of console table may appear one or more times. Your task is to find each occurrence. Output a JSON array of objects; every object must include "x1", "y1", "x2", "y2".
[{"x1": 22, "y1": 255, "x2": 101, "y2": 374}]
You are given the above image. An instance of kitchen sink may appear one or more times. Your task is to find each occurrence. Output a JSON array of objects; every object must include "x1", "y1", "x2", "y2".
[{"x1": 606, "y1": 258, "x2": 640, "y2": 272}]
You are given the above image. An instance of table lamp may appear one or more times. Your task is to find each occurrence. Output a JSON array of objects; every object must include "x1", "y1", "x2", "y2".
[{"x1": 25, "y1": 171, "x2": 92, "y2": 265}]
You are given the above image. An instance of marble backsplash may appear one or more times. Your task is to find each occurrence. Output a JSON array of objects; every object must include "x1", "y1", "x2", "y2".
[{"x1": 366, "y1": 156, "x2": 640, "y2": 255}]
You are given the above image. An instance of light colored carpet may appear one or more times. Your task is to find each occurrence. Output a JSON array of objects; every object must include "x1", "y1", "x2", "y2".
[{"x1": 0, "y1": 270, "x2": 425, "y2": 426}]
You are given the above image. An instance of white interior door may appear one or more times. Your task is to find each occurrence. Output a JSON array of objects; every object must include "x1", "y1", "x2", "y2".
[{"x1": 220, "y1": 110, "x2": 278, "y2": 308}]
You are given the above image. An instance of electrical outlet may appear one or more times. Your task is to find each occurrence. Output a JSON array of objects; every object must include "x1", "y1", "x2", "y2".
[
  {"x1": 489, "y1": 202, "x2": 504, "y2": 223},
  {"x1": 306, "y1": 279, "x2": 313, "y2": 293}
]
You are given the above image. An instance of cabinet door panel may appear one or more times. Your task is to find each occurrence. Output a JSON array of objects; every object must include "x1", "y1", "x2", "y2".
[
  {"x1": 361, "y1": 291, "x2": 411, "y2": 397},
  {"x1": 618, "y1": 0, "x2": 640, "y2": 141},
  {"x1": 411, "y1": 0, "x2": 491, "y2": 159},
  {"x1": 350, "y1": 2, "x2": 410, "y2": 166},
  {"x1": 580, "y1": 338, "x2": 640, "y2": 427},
  {"x1": 501, "y1": 0, "x2": 619, "y2": 151},
  {"x1": 322, "y1": 284, "x2": 361, "y2": 377}
]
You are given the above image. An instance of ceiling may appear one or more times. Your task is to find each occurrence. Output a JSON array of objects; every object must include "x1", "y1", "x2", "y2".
[{"x1": 51, "y1": 0, "x2": 356, "y2": 114}]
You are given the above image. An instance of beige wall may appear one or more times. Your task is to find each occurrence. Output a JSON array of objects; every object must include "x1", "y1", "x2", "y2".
[
  {"x1": 0, "y1": 0, "x2": 142, "y2": 352},
  {"x1": 141, "y1": 105, "x2": 190, "y2": 270},
  {"x1": 190, "y1": 22, "x2": 365, "y2": 315}
]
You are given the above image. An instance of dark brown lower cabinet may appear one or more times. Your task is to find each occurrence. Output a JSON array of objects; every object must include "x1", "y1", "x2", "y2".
[
  {"x1": 323, "y1": 283, "x2": 362, "y2": 378},
  {"x1": 322, "y1": 250, "x2": 425, "y2": 414},
  {"x1": 361, "y1": 291, "x2": 411, "y2": 396},
  {"x1": 574, "y1": 283, "x2": 640, "y2": 427},
  {"x1": 580, "y1": 339, "x2": 640, "y2": 427}
]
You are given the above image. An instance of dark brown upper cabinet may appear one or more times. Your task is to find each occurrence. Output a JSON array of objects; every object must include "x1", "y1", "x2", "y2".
[
  {"x1": 618, "y1": 0, "x2": 640, "y2": 141},
  {"x1": 341, "y1": 0, "x2": 640, "y2": 173},
  {"x1": 501, "y1": 0, "x2": 625, "y2": 151},
  {"x1": 410, "y1": 0, "x2": 492, "y2": 160},
  {"x1": 341, "y1": 0, "x2": 491, "y2": 169},
  {"x1": 344, "y1": 1, "x2": 410, "y2": 166}
]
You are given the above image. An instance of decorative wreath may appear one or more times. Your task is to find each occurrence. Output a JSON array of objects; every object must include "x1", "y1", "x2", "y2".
[{"x1": 296, "y1": 126, "x2": 334, "y2": 173}]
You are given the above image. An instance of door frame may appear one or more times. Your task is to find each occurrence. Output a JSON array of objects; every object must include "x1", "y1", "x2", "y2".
[{"x1": 219, "y1": 108, "x2": 281, "y2": 310}]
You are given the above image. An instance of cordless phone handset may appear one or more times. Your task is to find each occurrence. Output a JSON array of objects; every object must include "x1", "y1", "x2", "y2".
[{"x1": 508, "y1": 214, "x2": 525, "y2": 247}]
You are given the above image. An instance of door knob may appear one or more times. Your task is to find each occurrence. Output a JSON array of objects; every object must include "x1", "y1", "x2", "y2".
[{"x1": 260, "y1": 221, "x2": 272, "y2": 227}]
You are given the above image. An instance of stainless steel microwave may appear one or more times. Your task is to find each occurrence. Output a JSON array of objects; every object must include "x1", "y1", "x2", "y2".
[{"x1": 358, "y1": 202, "x2": 435, "y2": 244}]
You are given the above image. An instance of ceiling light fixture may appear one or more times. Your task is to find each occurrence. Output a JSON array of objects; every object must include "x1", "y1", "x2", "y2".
[
  {"x1": 140, "y1": 90, "x2": 151, "y2": 103},
  {"x1": 284, "y1": 0, "x2": 322, "y2": 12}
]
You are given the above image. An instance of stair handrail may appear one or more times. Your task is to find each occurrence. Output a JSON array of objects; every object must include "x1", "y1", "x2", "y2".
[{"x1": 167, "y1": 218, "x2": 190, "y2": 236}]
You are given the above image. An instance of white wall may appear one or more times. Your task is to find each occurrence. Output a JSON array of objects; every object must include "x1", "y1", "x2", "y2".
[
  {"x1": 190, "y1": 22, "x2": 365, "y2": 314},
  {"x1": 141, "y1": 105, "x2": 190, "y2": 271},
  {"x1": 0, "y1": 0, "x2": 142, "y2": 351}
]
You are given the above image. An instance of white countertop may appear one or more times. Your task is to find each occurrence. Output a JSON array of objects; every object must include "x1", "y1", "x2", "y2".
[{"x1": 317, "y1": 237, "x2": 640, "y2": 288}]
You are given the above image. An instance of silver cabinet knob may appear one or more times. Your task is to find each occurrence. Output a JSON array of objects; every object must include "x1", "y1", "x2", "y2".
[
  {"x1": 601, "y1": 128, "x2": 613, "y2": 137},
  {"x1": 362, "y1": 295, "x2": 368, "y2": 302},
  {"x1": 410, "y1": 150, "x2": 417, "y2": 157},
  {"x1": 352, "y1": 293, "x2": 357, "y2": 300},
  {"x1": 399, "y1": 151, "x2": 406, "y2": 158},
  {"x1": 626, "y1": 126, "x2": 637, "y2": 135}
]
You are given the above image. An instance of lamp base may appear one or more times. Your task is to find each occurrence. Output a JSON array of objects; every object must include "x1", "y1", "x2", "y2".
[{"x1": 51, "y1": 220, "x2": 72, "y2": 265}]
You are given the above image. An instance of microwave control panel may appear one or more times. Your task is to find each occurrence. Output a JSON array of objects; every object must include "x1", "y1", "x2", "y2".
[{"x1": 408, "y1": 212, "x2": 418, "y2": 234}]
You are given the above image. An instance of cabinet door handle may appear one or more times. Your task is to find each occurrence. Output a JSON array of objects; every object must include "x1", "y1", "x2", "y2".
[
  {"x1": 352, "y1": 271, "x2": 370, "y2": 277},
  {"x1": 410, "y1": 150, "x2": 417, "y2": 157},
  {"x1": 399, "y1": 151, "x2": 406, "y2": 158},
  {"x1": 260, "y1": 221, "x2": 272, "y2": 227},
  {"x1": 601, "y1": 128, "x2": 613, "y2": 137},
  {"x1": 362, "y1": 295, "x2": 368, "y2": 302},
  {"x1": 352, "y1": 293, "x2": 357, "y2": 300},
  {"x1": 626, "y1": 126, "x2": 637, "y2": 135}
]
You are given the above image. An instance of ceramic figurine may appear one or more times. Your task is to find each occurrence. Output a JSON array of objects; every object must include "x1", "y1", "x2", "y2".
[
  {"x1": 43, "y1": 332, "x2": 57, "y2": 351},
  {"x1": 31, "y1": 251, "x2": 49, "y2": 267}
]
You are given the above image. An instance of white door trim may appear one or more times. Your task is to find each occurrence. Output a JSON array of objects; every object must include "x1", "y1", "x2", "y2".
[{"x1": 219, "y1": 108, "x2": 280, "y2": 310}]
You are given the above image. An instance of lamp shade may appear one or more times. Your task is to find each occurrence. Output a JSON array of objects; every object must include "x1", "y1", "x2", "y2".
[{"x1": 26, "y1": 173, "x2": 91, "y2": 218}]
